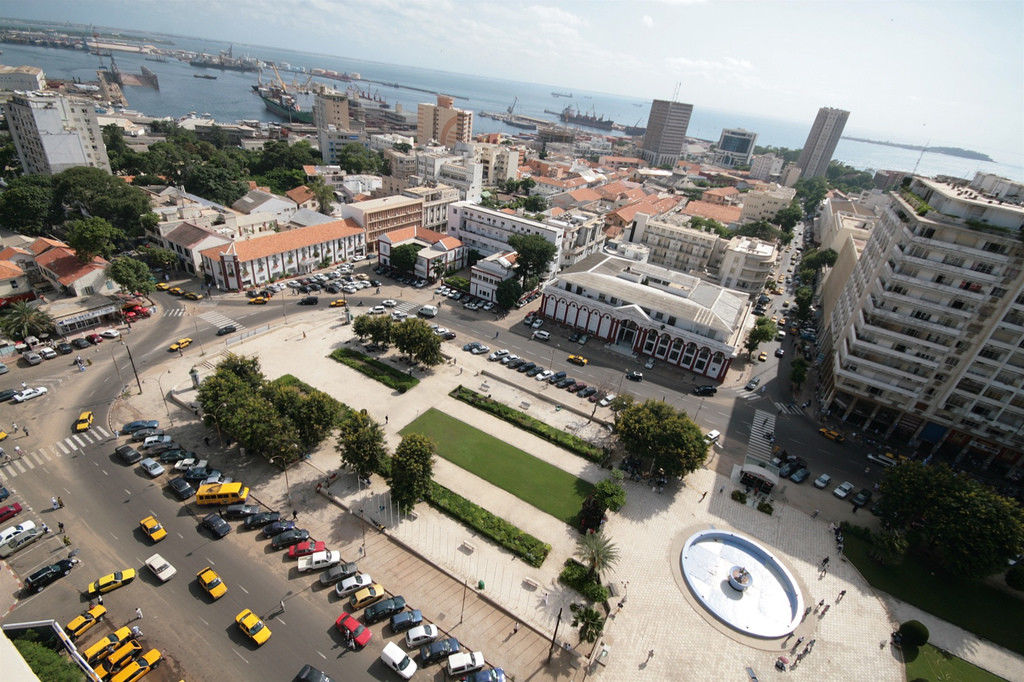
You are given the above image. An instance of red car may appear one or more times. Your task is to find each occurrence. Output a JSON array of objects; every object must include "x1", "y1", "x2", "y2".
[
  {"x1": 0, "y1": 503, "x2": 23, "y2": 523},
  {"x1": 334, "y1": 611, "x2": 372, "y2": 648},
  {"x1": 85, "y1": 334, "x2": 103, "y2": 344},
  {"x1": 287, "y1": 540, "x2": 326, "y2": 559}
]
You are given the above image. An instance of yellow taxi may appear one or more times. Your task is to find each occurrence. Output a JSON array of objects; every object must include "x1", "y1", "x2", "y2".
[
  {"x1": 65, "y1": 604, "x2": 106, "y2": 639},
  {"x1": 110, "y1": 649, "x2": 161, "y2": 682},
  {"x1": 235, "y1": 608, "x2": 272, "y2": 646},
  {"x1": 94, "y1": 639, "x2": 143, "y2": 679},
  {"x1": 183, "y1": 291, "x2": 203, "y2": 300},
  {"x1": 567, "y1": 354, "x2": 588, "y2": 366},
  {"x1": 783, "y1": 300, "x2": 791, "y2": 308},
  {"x1": 329, "y1": 298, "x2": 347, "y2": 308},
  {"x1": 83, "y1": 626, "x2": 133, "y2": 665},
  {"x1": 779, "y1": 317, "x2": 788, "y2": 326},
  {"x1": 168, "y1": 287, "x2": 184, "y2": 296},
  {"x1": 0, "y1": 428, "x2": 7, "y2": 441},
  {"x1": 771, "y1": 316, "x2": 779, "y2": 324},
  {"x1": 818, "y1": 428, "x2": 846, "y2": 443},
  {"x1": 139, "y1": 516, "x2": 167, "y2": 543},
  {"x1": 87, "y1": 568, "x2": 137, "y2": 595},
  {"x1": 154, "y1": 282, "x2": 169, "y2": 291},
  {"x1": 196, "y1": 566, "x2": 227, "y2": 600},
  {"x1": 758, "y1": 352, "x2": 768, "y2": 362},
  {"x1": 349, "y1": 583, "x2": 386, "y2": 610},
  {"x1": 74, "y1": 411, "x2": 94, "y2": 433},
  {"x1": 248, "y1": 296, "x2": 268, "y2": 305},
  {"x1": 167, "y1": 338, "x2": 192, "y2": 352}
]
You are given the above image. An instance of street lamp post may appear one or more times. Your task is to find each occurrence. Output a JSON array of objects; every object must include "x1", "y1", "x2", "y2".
[
  {"x1": 121, "y1": 341, "x2": 143, "y2": 394},
  {"x1": 270, "y1": 456, "x2": 292, "y2": 508},
  {"x1": 156, "y1": 370, "x2": 172, "y2": 424},
  {"x1": 192, "y1": 305, "x2": 205, "y2": 355}
]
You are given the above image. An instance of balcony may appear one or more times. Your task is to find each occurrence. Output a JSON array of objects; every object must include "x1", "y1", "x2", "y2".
[
  {"x1": 833, "y1": 363, "x2": 920, "y2": 399},
  {"x1": 864, "y1": 306, "x2": 959, "y2": 338}
]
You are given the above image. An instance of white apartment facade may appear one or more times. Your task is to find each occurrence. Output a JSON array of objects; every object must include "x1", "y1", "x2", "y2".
[
  {"x1": 401, "y1": 184, "x2": 460, "y2": 231},
  {"x1": 0, "y1": 65, "x2": 46, "y2": 91},
  {"x1": 448, "y1": 202, "x2": 563, "y2": 275},
  {"x1": 739, "y1": 184, "x2": 797, "y2": 223},
  {"x1": 547, "y1": 210, "x2": 606, "y2": 268},
  {"x1": 717, "y1": 237, "x2": 777, "y2": 293},
  {"x1": 749, "y1": 154, "x2": 784, "y2": 182},
  {"x1": 470, "y1": 251, "x2": 518, "y2": 302},
  {"x1": 3, "y1": 91, "x2": 111, "y2": 174}
]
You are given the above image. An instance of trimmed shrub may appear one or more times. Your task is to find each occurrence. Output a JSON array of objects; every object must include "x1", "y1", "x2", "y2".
[
  {"x1": 449, "y1": 385, "x2": 604, "y2": 462},
  {"x1": 426, "y1": 481, "x2": 550, "y2": 568},
  {"x1": 898, "y1": 620, "x2": 930, "y2": 647},
  {"x1": 731, "y1": 490, "x2": 747, "y2": 504},
  {"x1": 1006, "y1": 563, "x2": 1024, "y2": 591},
  {"x1": 757, "y1": 501, "x2": 774, "y2": 515},
  {"x1": 559, "y1": 559, "x2": 610, "y2": 603},
  {"x1": 330, "y1": 347, "x2": 419, "y2": 393},
  {"x1": 445, "y1": 276, "x2": 470, "y2": 291}
]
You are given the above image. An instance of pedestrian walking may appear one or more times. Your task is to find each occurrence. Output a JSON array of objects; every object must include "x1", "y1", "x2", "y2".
[
  {"x1": 852, "y1": 503, "x2": 859, "y2": 514},
  {"x1": 699, "y1": 491, "x2": 708, "y2": 501},
  {"x1": 23, "y1": 426, "x2": 29, "y2": 437},
  {"x1": 795, "y1": 636, "x2": 805, "y2": 647},
  {"x1": 51, "y1": 497, "x2": 59, "y2": 510},
  {"x1": 57, "y1": 497, "x2": 64, "y2": 508},
  {"x1": 11, "y1": 423, "x2": 16, "y2": 433},
  {"x1": 385, "y1": 415, "x2": 389, "y2": 424},
  {"x1": 513, "y1": 622, "x2": 519, "y2": 634},
  {"x1": 821, "y1": 556, "x2": 830, "y2": 567},
  {"x1": 203, "y1": 436, "x2": 210, "y2": 446},
  {"x1": 134, "y1": 608, "x2": 143, "y2": 621},
  {"x1": 279, "y1": 600, "x2": 285, "y2": 613},
  {"x1": 292, "y1": 510, "x2": 298, "y2": 520},
  {"x1": 811, "y1": 509, "x2": 819, "y2": 518},
  {"x1": 816, "y1": 599, "x2": 824, "y2": 611},
  {"x1": 494, "y1": 331, "x2": 499, "y2": 339},
  {"x1": 837, "y1": 590, "x2": 846, "y2": 602},
  {"x1": 42, "y1": 523, "x2": 50, "y2": 534},
  {"x1": 58, "y1": 522, "x2": 65, "y2": 533},
  {"x1": 821, "y1": 604, "x2": 830, "y2": 615}
]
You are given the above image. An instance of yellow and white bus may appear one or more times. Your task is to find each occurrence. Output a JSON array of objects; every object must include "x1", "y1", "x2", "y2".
[{"x1": 195, "y1": 482, "x2": 250, "y2": 506}]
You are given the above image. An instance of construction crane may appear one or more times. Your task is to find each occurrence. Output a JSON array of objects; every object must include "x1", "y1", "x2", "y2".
[{"x1": 269, "y1": 63, "x2": 288, "y2": 91}]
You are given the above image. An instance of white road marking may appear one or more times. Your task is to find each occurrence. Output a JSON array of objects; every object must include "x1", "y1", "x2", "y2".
[
  {"x1": 110, "y1": 533, "x2": 118, "y2": 540},
  {"x1": 205, "y1": 557, "x2": 215, "y2": 566},
  {"x1": 57, "y1": 441, "x2": 71, "y2": 455},
  {"x1": 14, "y1": 461, "x2": 26, "y2": 474},
  {"x1": 198, "y1": 616, "x2": 209, "y2": 626},
  {"x1": 232, "y1": 650, "x2": 248, "y2": 663},
  {"x1": 316, "y1": 650, "x2": 327, "y2": 659},
  {"x1": 238, "y1": 585, "x2": 249, "y2": 594},
  {"x1": 176, "y1": 532, "x2": 184, "y2": 539},
  {"x1": 277, "y1": 617, "x2": 286, "y2": 625},
  {"x1": 124, "y1": 489, "x2": 132, "y2": 496}
]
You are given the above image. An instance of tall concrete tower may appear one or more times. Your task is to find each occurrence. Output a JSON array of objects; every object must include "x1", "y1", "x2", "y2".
[
  {"x1": 796, "y1": 107, "x2": 849, "y2": 179},
  {"x1": 640, "y1": 99, "x2": 693, "y2": 167}
]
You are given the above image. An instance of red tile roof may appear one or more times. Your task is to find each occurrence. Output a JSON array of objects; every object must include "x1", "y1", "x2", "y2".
[
  {"x1": 683, "y1": 200, "x2": 743, "y2": 224},
  {"x1": 286, "y1": 185, "x2": 316, "y2": 205},
  {"x1": 0, "y1": 245, "x2": 32, "y2": 260},
  {"x1": 34, "y1": 247, "x2": 109, "y2": 286},
  {"x1": 29, "y1": 237, "x2": 68, "y2": 256},
  {"x1": 0, "y1": 260, "x2": 25, "y2": 279},
  {"x1": 705, "y1": 186, "x2": 740, "y2": 198},
  {"x1": 200, "y1": 219, "x2": 363, "y2": 264},
  {"x1": 379, "y1": 225, "x2": 460, "y2": 250},
  {"x1": 611, "y1": 194, "x2": 682, "y2": 224},
  {"x1": 568, "y1": 188, "x2": 601, "y2": 202}
]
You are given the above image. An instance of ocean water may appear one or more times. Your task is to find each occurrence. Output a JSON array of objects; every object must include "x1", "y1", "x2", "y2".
[{"x1": 2, "y1": 38, "x2": 1021, "y2": 183}]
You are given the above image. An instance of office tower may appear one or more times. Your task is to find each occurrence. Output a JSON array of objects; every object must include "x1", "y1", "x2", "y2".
[
  {"x1": 416, "y1": 95, "x2": 473, "y2": 148},
  {"x1": 715, "y1": 128, "x2": 757, "y2": 167},
  {"x1": 796, "y1": 107, "x2": 849, "y2": 179},
  {"x1": 640, "y1": 99, "x2": 693, "y2": 167},
  {"x1": 313, "y1": 90, "x2": 351, "y2": 131},
  {"x1": 3, "y1": 91, "x2": 110, "y2": 175}
]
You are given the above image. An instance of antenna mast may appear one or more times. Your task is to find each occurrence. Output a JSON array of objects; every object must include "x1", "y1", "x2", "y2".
[{"x1": 672, "y1": 82, "x2": 681, "y2": 102}]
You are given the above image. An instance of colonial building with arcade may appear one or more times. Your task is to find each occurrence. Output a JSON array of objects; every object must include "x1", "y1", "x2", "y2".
[{"x1": 537, "y1": 254, "x2": 752, "y2": 381}]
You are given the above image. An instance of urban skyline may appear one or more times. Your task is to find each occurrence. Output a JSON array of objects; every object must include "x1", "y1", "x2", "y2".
[{"x1": 0, "y1": 0, "x2": 1020, "y2": 162}]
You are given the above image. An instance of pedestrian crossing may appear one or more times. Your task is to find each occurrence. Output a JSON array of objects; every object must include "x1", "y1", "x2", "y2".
[
  {"x1": 199, "y1": 310, "x2": 245, "y2": 331},
  {"x1": 393, "y1": 300, "x2": 419, "y2": 315},
  {"x1": 747, "y1": 409, "x2": 777, "y2": 462},
  {"x1": 162, "y1": 307, "x2": 187, "y2": 317},
  {"x1": 0, "y1": 426, "x2": 113, "y2": 481},
  {"x1": 734, "y1": 390, "x2": 804, "y2": 415}
]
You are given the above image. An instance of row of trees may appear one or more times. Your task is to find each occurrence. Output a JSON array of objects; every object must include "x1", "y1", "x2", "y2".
[{"x1": 351, "y1": 315, "x2": 444, "y2": 366}]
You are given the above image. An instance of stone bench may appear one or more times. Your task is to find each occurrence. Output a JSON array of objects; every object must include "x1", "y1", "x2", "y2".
[
  {"x1": 460, "y1": 541, "x2": 476, "y2": 554},
  {"x1": 521, "y1": 577, "x2": 540, "y2": 591}
]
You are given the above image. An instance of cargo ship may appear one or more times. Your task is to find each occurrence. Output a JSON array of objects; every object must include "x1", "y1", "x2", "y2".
[
  {"x1": 190, "y1": 45, "x2": 259, "y2": 72},
  {"x1": 551, "y1": 91, "x2": 573, "y2": 98},
  {"x1": 253, "y1": 85, "x2": 313, "y2": 124},
  {"x1": 559, "y1": 106, "x2": 613, "y2": 131}
]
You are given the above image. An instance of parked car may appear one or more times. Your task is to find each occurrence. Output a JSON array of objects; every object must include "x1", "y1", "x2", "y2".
[
  {"x1": 833, "y1": 481, "x2": 855, "y2": 499},
  {"x1": 531, "y1": 330, "x2": 550, "y2": 341},
  {"x1": 364, "y1": 596, "x2": 406, "y2": 624},
  {"x1": 271, "y1": 529, "x2": 310, "y2": 550},
  {"x1": 348, "y1": 583, "x2": 386, "y2": 610},
  {"x1": 693, "y1": 385, "x2": 717, "y2": 396},
  {"x1": 65, "y1": 605, "x2": 107, "y2": 639},
  {"x1": 121, "y1": 420, "x2": 158, "y2": 435},
  {"x1": 139, "y1": 458, "x2": 165, "y2": 477},
  {"x1": 405, "y1": 624, "x2": 439, "y2": 648},
  {"x1": 0, "y1": 503, "x2": 23, "y2": 524},
  {"x1": 389, "y1": 609, "x2": 422, "y2": 633},
  {"x1": 201, "y1": 513, "x2": 232, "y2": 539},
  {"x1": 319, "y1": 562, "x2": 359, "y2": 586},
  {"x1": 131, "y1": 428, "x2": 163, "y2": 442},
  {"x1": 168, "y1": 477, "x2": 195, "y2": 500},
  {"x1": 243, "y1": 512, "x2": 281, "y2": 529},
  {"x1": 381, "y1": 641, "x2": 417, "y2": 680},
  {"x1": 294, "y1": 665, "x2": 335, "y2": 682},
  {"x1": 789, "y1": 467, "x2": 811, "y2": 483},
  {"x1": 420, "y1": 637, "x2": 460, "y2": 664},
  {"x1": 224, "y1": 504, "x2": 261, "y2": 519},
  {"x1": 12, "y1": 386, "x2": 47, "y2": 402},
  {"x1": 261, "y1": 520, "x2": 296, "y2": 537},
  {"x1": 335, "y1": 573, "x2": 373, "y2": 597},
  {"x1": 335, "y1": 611, "x2": 372, "y2": 648},
  {"x1": 851, "y1": 488, "x2": 873, "y2": 507},
  {"x1": 813, "y1": 473, "x2": 832, "y2": 489},
  {"x1": 25, "y1": 558, "x2": 77, "y2": 593},
  {"x1": 625, "y1": 370, "x2": 643, "y2": 382},
  {"x1": 745, "y1": 377, "x2": 761, "y2": 390},
  {"x1": 115, "y1": 445, "x2": 142, "y2": 465}
]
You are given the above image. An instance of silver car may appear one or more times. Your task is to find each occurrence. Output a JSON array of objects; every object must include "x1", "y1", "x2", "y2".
[
  {"x1": 139, "y1": 458, "x2": 166, "y2": 477},
  {"x1": 335, "y1": 573, "x2": 372, "y2": 597}
]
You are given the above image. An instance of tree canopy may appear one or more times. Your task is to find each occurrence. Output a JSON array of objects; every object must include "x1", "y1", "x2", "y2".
[
  {"x1": 106, "y1": 256, "x2": 155, "y2": 294},
  {"x1": 336, "y1": 410, "x2": 388, "y2": 478},
  {"x1": 0, "y1": 182, "x2": 52, "y2": 234},
  {"x1": 65, "y1": 216, "x2": 121, "y2": 261},
  {"x1": 495, "y1": 277, "x2": 524, "y2": 310},
  {"x1": 795, "y1": 176, "x2": 829, "y2": 213},
  {"x1": 389, "y1": 433, "x2": 436, "y2": 512},
  {"x1": 508, "y1": 233, "x2": 557, "y2": 286},
  {"x1": 789, "y1": 356, "x2": 808, "y2": 389},
  {"x1": 773, "y1": 200, "x2": 803, "y2": 231},
  {"x1": 614, "y1": 399, "x2": 709, "y2": 477},
  {"x1": 52, "y1": 166, "x2": 156, "y2": 236},
  {"x1": 0, "y1": 301, "x2": 55, "y2": 339},
  {"x1": 744, "y1": 316, "x2": 777, "y2": 357},
  {"x1": 735, "y1": 219, "x2": 781, "y2": 242},
  {"x1": 390, "y1": 317, "x2": 444, "y2": 366},
  {"x1": 390, "y1": 243, "x2": 423, "y2": 274}
]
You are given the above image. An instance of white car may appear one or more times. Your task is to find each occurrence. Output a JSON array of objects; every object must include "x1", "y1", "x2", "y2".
[
  {"x1": 532, "y1": 330, "x2": 551, "y2": 341},
  {"x1": 382, "y1": 299, "x2": 398, "y2": 307},
  {"x1": 142, "y1": 435, "x2": 173, "y2": 449},
  {"x1": 833, "y1": 481, "x2": 855, "y2": 499},
  {"x1": 335, "y1": 573, "x2": 373, "y2": 597},
  {"x1": 535, "y1": 369, "x2": 554, "y2": 381},
  {"x1": 489, "y1": 349, "x2": 509, "y2": 362},
  {"x1": 644, "y1": 357, "x2": 655, "y2": 369},
  {"x1": 145, "y1": 553, "x2": 177, "y2": 582},
  {"x1": 381, "y1": 641, "x2": 417, "y2": 680},
  {"x1": 100, "y1": 329, "x2": 121, "y2": 339},
  {"x1": 0, "y1": 521, "x2": 36, "y2": 546},
  {"x1": 501, "y1": 354, "x2": 519, "y2": 365},
  {"x1": 22, "y1": 352, "x2": 42, "y2": 366},
  {"x1": 470, "y1": 344, "x2": 489, "y2": 355},
  {"x1": 404, "y1": 624, "x2": 439, "y2": 648},
  {"x1": 38, "y1": 346, "x2": 57, "y2": 359},
  {"x1": 174, "y1": 457, "x2": 207, "y2": 472},
  {"x1": 531, "y1": 318, "x2": 544, "y2": 329},
  {"x1": 390, "y1": 311, "x2": 408, "y2": 321},
  {"x1": 12, "y1": 386, "x2": 48, "y2": 403},
  {"x1": 813, "y1": 473, "x2": 832, "y2": 489},
  {"x1": 482, "y1": 302, "x2": 495, "y2": 311},
  {"x1": 139, "y1": 458, "x2": 165, "y2": 477},
  {"x1": 369, "y1": 305, "x2": 386, "y2": 315},
  {"x1": 598, "y1": 393, "x2": 616, "y2": 407}
]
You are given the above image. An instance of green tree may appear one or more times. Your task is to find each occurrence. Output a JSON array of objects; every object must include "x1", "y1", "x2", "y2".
[
  {"x1": 391, "y1": 317, "x2": 443, "y2": 366},
  {"x1": 137, "y1": 245, "x2": 179, "y2": 270},
  {"x1": 232, "y1": 393, "x2": 302, "y2": 462},
  {"x1": 106, "y1": 256, "x2": 155, "y2": 294},
  {"x1": 608, "y1": 393, "x2": 634, "y2": 414},
  {"x1": 335, "y1": 143, "x2": 384, "y2": 174},
  {"x1": 13, "y1": 637, "x2": 83, "y2": 682},
  {"x1": 263, "y1": 382, "x2": 341, "y2": 452},
  {"x1": 575, "y1": 530, "x2": 620, "y2": 580},
  {"x1": 0, "y1": 184, "x2": 53, "y2": 234},
  {"x1": 52, "y1": 166, "x2": 156, "y2": 236},
  {"x1": 184, "y1": 164, "x2": 249, "y2": 205},
  {"x1": 688, "y1": 215, "x2": 730, "y2": 237},
  {"x1": 392, "y1": 142, "x2": 412, "y2": 153},
  {"x1": 614, "y1": 400, "x2": 708, "y2": 477},
  {"x1": 744, "y1": 317, "x2": 777, "y2": 357},
  {"x1": 795, "y1": 176, "x2": 828, "y2": 213},
  {"x1": 594, "y1": 471, "x2": 626, "y2": 512},
  {"x1": 794, "y1": 286, "x2": 814, "y2": 321},
  {"x1": 508, "y1": 233, "x2": 557, "y2": 286},
  {"x1": 735, "y1": 219, "x2": 780, "y2": 242},
  {"x1": 389, "y1": 433, "x2": 437, "y2": 512},
  {"x1": 365, "y1": 315, "x2": 394, "y2": 349},
  {"x1": 495, "y1": 277, "x2": 524, "y2": 310},
  {"x1": 430, "y1": 259, "x2": 446, "y2": 282},
  {"x1": 522, "y1": 194, "x2": 547, "y2": 212},
  {"x1": 390, "y1": 243, "x2": 424, "y2": 274},
  {"x1": 308, "y1": 177, "x2": 335, "y2": 214},
  {"x1": 352, "y1": 314, "x2": 375, "y2": 341},
  {"x1": 65, "y1": 216, "x2": 123, "y2": 261},
  {"x1": 253, "y1": 168, "x2": 306, "y2": 195},
  {"x1": 569, "y1": 603, "x2": 605, "y2": 643},
  {"x1": 773, "y1": 200, "x2": 803, "y2": 231},
  {"x1": 869, "y1": 528, "x2": 909, "y2": 566},
  {"x1": 0, "y1": 301, "x2": 55, "y2": 339},
  {"x1": 790, "y1": 356, "x2": 809, "y2": 389},
  {"x1": 337, "y1": 410, "x2": 388, "y2": 478},
  {"x1": 216, "y1": 353, "x2": 266, "y2": 390}
]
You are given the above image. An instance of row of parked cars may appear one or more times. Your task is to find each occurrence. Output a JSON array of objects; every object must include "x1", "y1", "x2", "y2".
[
  {"x1": 376, "y1": 264, "x2": 428, "y2": 289},
  {"x1": 436, "y1": 285, "x2": 496, "y2": 312}
]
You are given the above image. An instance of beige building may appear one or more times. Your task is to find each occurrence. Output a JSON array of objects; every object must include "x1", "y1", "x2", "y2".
[
  {"x1": 314, "y1": 90, "x2": 351, "y2": 131},
  {"x1": 462, "y1": 141, "x2": 519, "y2": 185},
  {"x1": 341, "y1": 194, "x2": 424, "y2": 253},
  {"x1": 717, "y1": 237, "x2": 777, "y2": 293},
  {"x1": 401, "y1": 184, "x2": 460, "y2": 231},
  {"x1": 417, "y1": 95, "x2": 472, "y2": 147},
  {"x1": 0, "y1": 65, "x2": 46, "y2": 91},
  {"x1": 823, "y1": 178, "x2": 1024, "y2": 475},
  {"x1": 739, "y1": 184, "x2": 797, "y2": 222},
  {"x1": 3, "y1": 91, "x2": 110, "y2": 174}
]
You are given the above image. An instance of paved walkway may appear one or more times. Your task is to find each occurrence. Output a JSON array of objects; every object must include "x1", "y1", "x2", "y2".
[{"x1": 159, "y1": 314, "x2": 1021, "y2": 681}]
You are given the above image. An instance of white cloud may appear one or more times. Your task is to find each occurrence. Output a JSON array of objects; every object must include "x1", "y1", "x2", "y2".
[{"x1": 642, "y1": 15, "x2": 654, "y2": 27}]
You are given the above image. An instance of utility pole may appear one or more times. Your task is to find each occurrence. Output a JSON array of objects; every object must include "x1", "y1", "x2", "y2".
[
  {"x1": 123, "y1": 342, "x2": 143, "y2": 394},
  {"x1": 459, "y1": 578, "x2": 469, "y2": 625},
  {"x1": 547, "y1": 606, "x2": 563, "y2": 663}
]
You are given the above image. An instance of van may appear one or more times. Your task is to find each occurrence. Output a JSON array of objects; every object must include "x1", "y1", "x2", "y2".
[
  {"x1": 446, "y1": 651, "x2": 485, "y2": 677},
  {"x1": 704, "y1": 430, "x2": 721, "y2": 444},
  {"x1": 418, "y1": 305, "x2": 438, "y2": 318},
  {"x1": 867, "y1": 452, "x2": 906, "y2": 468},
  {"x1": 195, "y1": 482, "x2": 250, "y2": 506}
]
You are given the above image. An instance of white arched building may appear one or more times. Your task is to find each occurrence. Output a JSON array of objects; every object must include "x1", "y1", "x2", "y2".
[{"x1": 539, "y1": 255, "x2": 752, "y2": 381}]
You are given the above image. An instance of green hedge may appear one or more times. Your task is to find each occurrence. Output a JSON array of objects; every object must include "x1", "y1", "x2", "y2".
[
  {"x1": 449, "y1": 385, "x2": 604, "y2": 462},
  {"x1": 426, "y1": 481, "x2": 550, "y2": 568},
  {"x1": 445, "y1": 276, "x2": 470, "y2": 291},
  {"x1": 731, "y1": 490, "x2": 747, "y2": 504},
  {"x1": 559, "y1": 559, "x2": 610, "y2": 603},
  {"x1": 330, "y1": 347, "x2": 419, "y2": 393}
]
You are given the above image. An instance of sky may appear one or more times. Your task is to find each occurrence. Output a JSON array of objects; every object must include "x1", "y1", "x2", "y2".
[{"x1": 2, "y1": 0, "x2": 1022, "y2": 160}]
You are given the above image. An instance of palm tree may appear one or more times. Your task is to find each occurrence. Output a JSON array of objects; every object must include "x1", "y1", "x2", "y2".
[
  {"x1": 575, "y1": 531, "x2": 620, "y2": 580},
  {"x1": 0, "y1": 301, "x2": 55, "y2": 339},
  {"x1": 570, "y1": 603, "x2": 605, "y2": 643}
]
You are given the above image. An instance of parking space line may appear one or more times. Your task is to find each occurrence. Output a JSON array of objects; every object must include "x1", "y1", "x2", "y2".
[{"x1": 238, "y1": 585, "x2": 249, "y2": 594}]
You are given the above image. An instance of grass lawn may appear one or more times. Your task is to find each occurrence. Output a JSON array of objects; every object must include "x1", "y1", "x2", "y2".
[
  {"x1": 401, "y1": 408, "x2": 594, "y2": 524},
  {"x1": 844, "y1": 532, "x2": 1024, "y2": 656},
  {"x1": 904, "y1": 643, "x2": 1007, "y2": 682}
]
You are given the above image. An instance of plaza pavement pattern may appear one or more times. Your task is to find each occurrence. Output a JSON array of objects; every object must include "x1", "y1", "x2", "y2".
[{"x1": 143, "y1": 315, "x2": 1022, "y2": 681}]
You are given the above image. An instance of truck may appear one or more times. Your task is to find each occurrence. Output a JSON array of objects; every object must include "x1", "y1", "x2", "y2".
[{"x1": 297, "y1": 550, "x2": 342, "y2": 573}]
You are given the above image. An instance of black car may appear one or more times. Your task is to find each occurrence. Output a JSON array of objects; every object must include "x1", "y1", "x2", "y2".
[
  {"x1": 121, "y1": 420, "x2": 159, "y2": 435},
  {"x1": 578, "y1": 386, "x2": 598, "y2": 398},
  {"x1": 224, "y1": 504, "x2": 261, "y2": 519},
  {"x1": 319, "y1": 562, "x2": 359, "y2": 586},
  {"x1": 56, "y1": 342, "x2": 73, "y2": 355},
  {"x1": 390, "y1": 609, "x2": 423, "y2": 633},
  {"x1": 517, "y1": 361, "x2": 537, "y2": 373},
  {"x1": 420, "y1": 637, "x2": 460, "y2": 664},
  {"x1": 25, "y1": 559, "x2": 76, "y2": 593},
  {"x1": 0, "y1": 485, "x2": 9, "y2": 502},
  {"x1": 244, "y1": 511, "x2": 281, "y2": 529},
  {"x1": 71, "y1": 337, "x2": 91, "y2": 349},
  {"x1": 270, "y1": 528, "x2": 310, "y2": 550},
  {"x1": 216, "y1": 325, "x2": 237, "y2": 336},
  {"x1": 0, "y1": 388, "x2": 20, "y2": 402},
  {"x1": 115, "y1": 445, "x2": 142, "y2": 465},
  {"x1": 159, "y1": 449, "x2": 196, "y2": 463},
  {"x1": 851, "y1": 488, "x2": 873, "y2": 508},
  {"x1": 441, "y1": 331, "x2": 456, "y2": 340},
  {"x1": 370, "y1": 279, "x2": 382, "y2": 287},
  {"x1": 693, "y1": 385, "x2": 718, "y2": 396},
  {"x1": 555, "y1": 377, "x2": 575, "y2": 388},
  {"x1": 295, "y1": 665, "x2": 336, "y2": 682},
  {"x1": 626, "y1": 370, "x2": 644, "y2": 382},
  {"x1": 778, "y1": 459, "x2": 807, "y2": 478},
  {"x1": 548, "y1": 371, "x2": 567, "y2": 384},
  {"x1": 325, "y1": 284, "x2": 341, "y2": 294},
  {"x1": 183, "y1": 466, "x2": 212, "y2": 483},
  {"x1": 364, "y1": 595, "x2": 406, "y2": 624},
  {"x1": 262, "y1": 520, "x2": 297, "y2": 537},
  {"x1": 525, "y1": 366, "x2": 544, "y2": 377},
  {"x1": 146, "y1": 441, "x2": 181, "y2": 455},
  {"x1": 201, "y1": 513, "x2": 232, "y2": 538},
  {"x1": 169, "y1": 477, "x2": 195, "y2": 500},
  {"x1": 507, "y1": 358, "x2": 525, "y2": 370},
  {"x1": 298, "y1": 296, "x2": 319, "y2": 305},
  {"x1": 131, "y1": 428, "x2": 163, "y2": 442}
]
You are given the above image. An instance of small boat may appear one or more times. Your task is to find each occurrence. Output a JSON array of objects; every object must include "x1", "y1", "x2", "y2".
[{"x1": 194, "y1": 74, "x2": 217, "y2": 80}]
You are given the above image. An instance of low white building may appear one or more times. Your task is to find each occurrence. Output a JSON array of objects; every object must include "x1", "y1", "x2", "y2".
[
  {"x1": 155, "y1": 221, "x2": 232, "y2": 276},
  {"x1": 377, "y1": 226, "x2": 464, "y2": 280},
  {"x1": 447, "y1": 202, "x2": 563, "y2": 276},
  {"x1": 0, "y1": 65, "x2": 46, "y2": 91},
  {"x1": 471, "y1": 251, "x2": 517, "y2": 303},
  {"x1": 232, "y1": 189, "x2": 298, "y2": 223},
  {"x1": 545, "y1": 209, "x2": 606, "y2": 268},
  {"x1": 749, "y1": 154, "x2": 783, "y2": 181},
  {"x1": 369, "y1": 133, "x2": 414, "y2": 152},
  {"x1": 717, "y1": 237, "x2": 777, "y2": 293},
  {"x1": 739, "y1": 184, "x2": 797, "y2": 222}
]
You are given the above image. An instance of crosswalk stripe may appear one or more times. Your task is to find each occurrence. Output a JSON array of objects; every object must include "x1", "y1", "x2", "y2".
[
  {"x1": 13, "y1": 460, "x2": 26, "y2": 474},
  {"x1": 96, "y1": 426, "x2": 111, "y2": 438},
  {"x1": 72, "y1": 435, "x2": 86, "y2": 448},
  {"x1": 57, "y1": 440, "x2": 70, "y2": 455}
]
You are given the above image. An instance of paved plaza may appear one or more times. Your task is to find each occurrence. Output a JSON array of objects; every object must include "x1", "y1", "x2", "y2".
[{"x1": 141, "y1": 313, "x2": 1023, "y2": 681}]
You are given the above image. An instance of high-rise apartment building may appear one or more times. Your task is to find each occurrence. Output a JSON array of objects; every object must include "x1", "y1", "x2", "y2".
[
  {"x1": 313, "y1": 90, "x2": 351, "y2": 131},
  {"x1": 823, "y1": 177, "x2": 1024, "y2": 474},
  {"x1": 417, "y1": 95, "x2": 472, "y2": 148},
  {"x1": 340, "y1": 194, "x2": 424, "y2": 254},
  {"x1": 749, "y1": 154, "x2": 784, "y2": 181},
  {"x1": 640, "y1": 99, "x2": 693, "y2": 167},
  {"x1": 796, "y1": 107, "x2": 849, "y2": 180},
  {"x1": 3, "y1": 91, "x2": 110, "y2": 174},
  {"x1": 714, "y1": 128, "x2": 757, "y2": 167}
]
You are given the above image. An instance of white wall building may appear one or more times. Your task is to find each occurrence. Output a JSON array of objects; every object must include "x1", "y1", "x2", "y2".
[
  {"x1": 714, "y1": 128, "x2": 757, "y2": 167},
  {"x1": 739, "y1": 184, "x2": 797, "y2": 223},
  {"x1": 401, "y1": 184, "x2": 460, "y2": 231},
  {"x1": 3, "y1": 91, "x2": 110, "y2": 174},
  {"x1": 448, "y1": 202, "x2": 563, "y2": 275},
  {"x1": 0, "y1": 65, "x2": 46, "y2": 91},
  {"x1": 749, "y1": 154, "x2": 784, "y2": 182},
  {"x1": 369, "y1": 133, "x2": 415, "y2": 153},
  {"x1": 471, "y1": 251, "x2": 518, "y2": 302}
]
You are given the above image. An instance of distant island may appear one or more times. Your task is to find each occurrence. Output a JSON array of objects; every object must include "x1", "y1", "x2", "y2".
[{"x1": 842, "y1": 136, "x2": 994, "y2": 162}]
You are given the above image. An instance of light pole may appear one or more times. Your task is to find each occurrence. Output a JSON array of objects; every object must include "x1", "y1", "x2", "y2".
[
  {"x1": 156, "y1": 370, "x2": 172, "y2": 424},
  {"x1": 121, "y1": 341, "x2": 143, "y2": 394},
  {"x1": 270, "y1": 456, "x2": 292, "y2": 508},
  {"x1": 191, "y1": 305, "x2": 205, "y2": 355}
]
